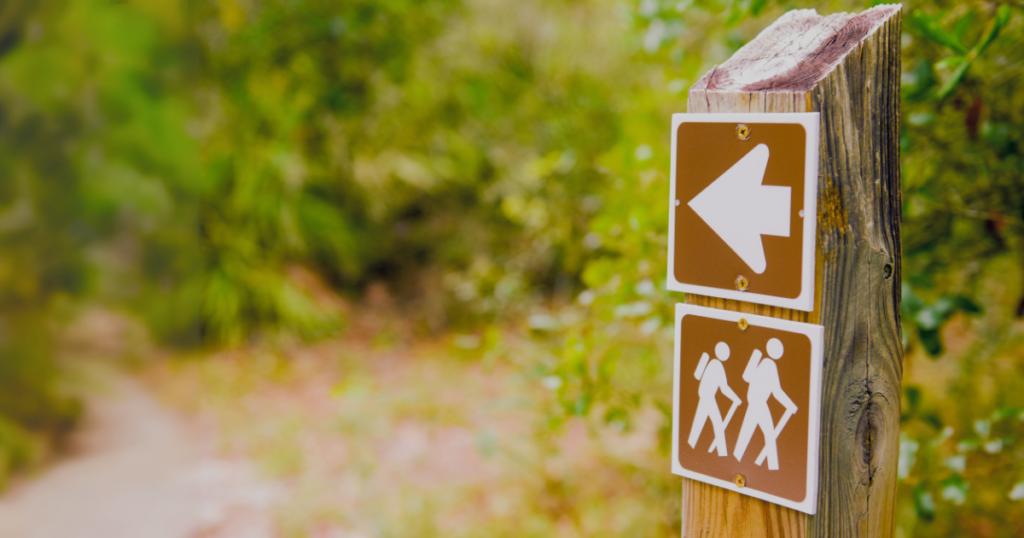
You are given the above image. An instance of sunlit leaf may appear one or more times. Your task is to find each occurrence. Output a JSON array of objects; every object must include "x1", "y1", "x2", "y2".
[
  {"x1": 914, "y1": 485, "x2": 936, "y2": 520},
  {"x1": 941, "y1": 476, "x2": 969, "y2": 506},
  {"x1": 943, "y1": 454, "x2": 966, "y2": 473},
  {"x1": 898, "y1": 434, "x2": 919, "y2": 480},
  {"x1": 1010, "y1": 481, "x2": 1024, "y2": 501}
]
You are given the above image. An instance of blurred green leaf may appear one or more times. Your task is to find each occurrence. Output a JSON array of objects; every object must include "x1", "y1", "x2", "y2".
[
  {"x1": 940, "y1": 476, "x2": 969, "y2": 506},
  {"x1": 904, "y1": 284, "x2": 983, "y2": 357},
  {"x1": 918, "y1": 328, "x2": 943, "y2": 356},
  {"x1": 936, "y1": 5, "x2": 1013, "y2": 99},
  {"x1": 910, "y1": 11, "x2": 969, "y2": 54},
  {"x1": 915, "y1": 485, "x2": 936, "y2": 521}
]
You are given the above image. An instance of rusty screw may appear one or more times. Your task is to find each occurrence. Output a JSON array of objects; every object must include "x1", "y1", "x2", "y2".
[
  {"x1": 738, "y1": 318, "x2": 749, "y2": 331},
  {"x1": 734, "y1": 473, "x2": 746, "y2": 488},
  {"x1": 737, "y1": 124, "x2": 751, "y2": 140},
  {"x1": 735, "y1": 275, "x2": 749, "y2": 292}
]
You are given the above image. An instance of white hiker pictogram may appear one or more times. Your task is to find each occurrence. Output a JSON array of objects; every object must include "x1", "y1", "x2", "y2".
[
  {"x1": 688, "y1": 342, "x2": 742, "y2": 457},
  {"x1": 732, "y1": 338, "x2": 798, "y2": 470}
]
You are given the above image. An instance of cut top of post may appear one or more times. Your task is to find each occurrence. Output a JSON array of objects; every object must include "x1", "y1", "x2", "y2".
[{"x1": 692, "y1": 4, "x2": 902, "y2": 93}]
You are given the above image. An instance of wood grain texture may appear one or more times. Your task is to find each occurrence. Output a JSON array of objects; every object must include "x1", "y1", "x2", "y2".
[{"x1": 681, "y1": 6, "x2": 902, "y2": 537}]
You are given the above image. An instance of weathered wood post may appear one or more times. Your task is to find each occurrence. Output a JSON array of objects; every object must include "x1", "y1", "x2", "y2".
[{"x1": 681, "y1": 6, "x2": 903, "y2": 537}]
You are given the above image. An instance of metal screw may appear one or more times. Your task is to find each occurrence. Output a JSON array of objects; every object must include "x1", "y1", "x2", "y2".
[
  {"x1": 734, "y1": 473, "x2": 746, "y2": 488},
  {"x1": 737, "y1": 124, "x2": 751, "y2": 140},
  {"x1": 735, "y1": 276, "x2": 749, "y2": 291},
  {"x1": 738, "y1": 318, "x2": 749, "y2": 331}
]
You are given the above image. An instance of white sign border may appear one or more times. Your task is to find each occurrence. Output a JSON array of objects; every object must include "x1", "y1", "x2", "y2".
[
  {"x1": 667, "y1": 112, "x2": 820, "y2": 312},
  {"x1": 671, "y1": 303, "x2": 825, "y2": 515}
]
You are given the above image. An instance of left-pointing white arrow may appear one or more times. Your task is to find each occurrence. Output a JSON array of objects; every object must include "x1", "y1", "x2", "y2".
[{"x1": 686, "y1": 143, "x2": 790, "y2": 274}]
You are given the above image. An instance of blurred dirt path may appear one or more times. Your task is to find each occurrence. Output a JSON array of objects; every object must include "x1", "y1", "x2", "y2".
[{"x1": 0, "y1": 372, "x2": 279, "y2": 538}]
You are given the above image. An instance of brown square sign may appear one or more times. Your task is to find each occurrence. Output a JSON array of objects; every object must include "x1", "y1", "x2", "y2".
[
  {"x1": 667, "y1": 113, "x2": 819, "y2": 311},
  {"x1": 671, "y1": 304, "x2": 824, "y2": 514}
]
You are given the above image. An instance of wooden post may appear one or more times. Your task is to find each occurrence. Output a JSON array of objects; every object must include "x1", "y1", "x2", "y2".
[{"x1": 681, "y1": 6, "x2": 902, "y2": 537}]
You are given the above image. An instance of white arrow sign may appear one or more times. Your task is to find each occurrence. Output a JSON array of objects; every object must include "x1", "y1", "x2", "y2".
[{"x1": 687, "y1": 143, "x2": 791, "y2": 274}]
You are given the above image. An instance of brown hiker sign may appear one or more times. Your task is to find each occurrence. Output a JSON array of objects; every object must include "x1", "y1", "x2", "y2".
[
  {"x1": 671, "y1": 304, "x2": 824, "y2": 514},
  {"x1": 667, "y1": 113, "x2": 819, "y2": 311}
]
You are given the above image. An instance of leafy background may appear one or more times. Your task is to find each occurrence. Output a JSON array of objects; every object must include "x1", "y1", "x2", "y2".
[{"x1": 1, "y1": 0, "x2": 1023, "y2": 535}]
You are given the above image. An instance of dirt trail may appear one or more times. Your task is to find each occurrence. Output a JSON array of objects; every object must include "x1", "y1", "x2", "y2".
[{"x1": 0, "y1": 373, "x2": 278, "y2": 538}]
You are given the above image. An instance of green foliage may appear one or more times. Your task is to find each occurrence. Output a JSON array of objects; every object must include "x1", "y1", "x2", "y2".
[
  {"x1": 197, "y1": 0, "x2": 637, "y2": 339},
  {"x1": 0, "y1": 0, "x2": 199, "y2": 481},
  {"x1": 2, "y1": 0, "x2": 1024, "y2": 532},
  {"x1": 0, "y1": 415, "x2": 38, "y2": 490},
  {"x1": 195, "y1": 0, "x2": 462, "y2": 341},
  {"x1": 909, "y1": 5, "x2": 1012, "y2": 99},
  {"x1": 900, "y1": 393, "x2": 1024, "y2": 534},
  {"x1": 902, "y1": 283, "x2": 981, "y2": 356}
]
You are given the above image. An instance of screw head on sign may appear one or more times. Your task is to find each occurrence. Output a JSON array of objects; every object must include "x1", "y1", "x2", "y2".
[
  {"x1": 735, "y1": 275, "x2": 749, "y2": 292},
  {"x1": 736, "y1": 124, "x2": 750, "y2": 140},
  {"x1": 734, "y1": 473, "x2": 746, "y2": 488},
  {"x1": 738, "y1": 318, "x2": 749, "y2": 331}
]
